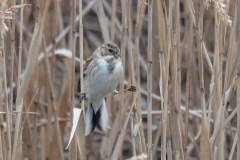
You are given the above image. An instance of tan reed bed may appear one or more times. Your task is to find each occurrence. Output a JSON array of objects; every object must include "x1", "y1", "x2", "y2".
[{"x1": 0, "y1": 0, "x2": 239, "y2": 159}]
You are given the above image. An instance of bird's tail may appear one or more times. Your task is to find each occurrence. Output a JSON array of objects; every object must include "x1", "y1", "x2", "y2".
[{"x1": 85, "y1": 100, "x2": 110, "y2": 136}]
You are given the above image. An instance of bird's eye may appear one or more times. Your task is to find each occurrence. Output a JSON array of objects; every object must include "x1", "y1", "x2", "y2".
[{"x1": 108, "y1": 49, "x2": 113, "y2": 52}]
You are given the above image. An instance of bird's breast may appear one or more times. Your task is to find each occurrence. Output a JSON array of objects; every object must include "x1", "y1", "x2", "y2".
[{"x1": 84, "y1": 59, "x2": 123, "y2": 101}]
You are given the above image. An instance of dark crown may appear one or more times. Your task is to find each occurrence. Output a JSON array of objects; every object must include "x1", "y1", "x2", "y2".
[{"x1": 102, "y1": 42, "x2": 120, "y2": 54}]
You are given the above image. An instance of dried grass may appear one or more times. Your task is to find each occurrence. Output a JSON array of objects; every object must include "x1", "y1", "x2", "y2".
[{"x1": 0, "y1": 0, "x2": 239, "y2": 159}]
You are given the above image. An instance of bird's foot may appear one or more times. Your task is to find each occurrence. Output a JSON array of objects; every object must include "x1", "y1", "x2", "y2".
[
  {"x1": 127, "y1": 86, "x2": 137, "y2": 92},
  {"x1": 114, "y1": 86, "x2": 137, "y2": 96},
  {"x1": 78, "y1": 93, "x2": 86, "y2": 103},
  {"x1": 112, "y1": 90, "x2": 118, "y2": 96}
]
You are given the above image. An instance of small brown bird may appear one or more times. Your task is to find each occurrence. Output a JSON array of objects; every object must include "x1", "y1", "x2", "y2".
[{"x1": 78, "y1": 42, "x2": 123, "y2": 136}]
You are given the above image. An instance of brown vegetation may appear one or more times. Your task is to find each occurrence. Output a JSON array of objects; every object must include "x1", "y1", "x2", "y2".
[{"x1": 0, "y1": 0, "x2": 239, "y2": 159}]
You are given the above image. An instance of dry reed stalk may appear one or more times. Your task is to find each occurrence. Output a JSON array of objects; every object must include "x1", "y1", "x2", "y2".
[
  {"x1": 76, "y1": 0, "x2": 86, "y2": 159},
  {"x1": 147, "y1": 0, "x2": 153, "y2": 159},
  {"x1": 9, "y1": 0, "x2": 16, "y2": 143},
  {"x1": 200, "y1": 115, "x2": 211, "y2": 160},
  {"x1": 110, "y1": 0, "x2": 117, "y2": 42},
  {"x1": 95, "y1": 0, "x2": 110, "y2": 42},
  {"x1": 105, "y1": 100, "x2": 127, "y2": 157},
  {"x1": 104, "y1": 115, "x2": 112, "y2": 156},
  {"x1": 20, "y1": 87, "x2": 39, "y2": 143},
  {"x1": 222, "y1": 1, "x2": 238, "y2": 140},
  {"x1": 237, "y1": 0, "x2": 240, "y2": 159},
  {"x1": 51, "y1": 0, "x2": 59, "y2": 65},
  {"x1": 171, "y1": 34, "x2": 183, "y2": 159},
  {"x1": 184, "y1": 19, "x2": 193, "y2": 158},
  {"x1": 1, "y1": 33, "x2": 11, "y2": 160},
  {"x1": 208, "y1": 73, "x2": 215, "y2": 132},
  {"x1": 26, "y1": 105, "x2": 36, "y2": 155},
  {"x1": 17, "y1": 0, "x2": 23, "y2": 92},
  {"x1": 24, "y1": 31, "x2": 39, "y2": 158},
  {"x1": 43, "y1": 39, "x2": 53, "y2": 160},
  {"x1": 69, "y1": 0, "x2": 77, "y2": 159},
  {"x1": 0, "y1": 3, "x2": 9, "y2": 157},
  {"x1": 137, "y1": 0, "x2": 146, "y2": 37},
  {"x1": 53, "y1": 111, "x2": 65, "y2": 160},
  {"x1": 175, "y1": 1, "x2": 185, "y2": 154},
  {"x1": 110, "y1": 93, "x2": 138, "y2": 160},
  {"x1": 157, "y1": 0, "x2": 167, "y2": 53},
  {"x1": 162, "y1": 0, "x2": 172, "y2": 159},
  {"x1": 130, "y1": 116, "x2": 136, "y2": 157},
  {"x1": 18, "y1": 0, "x2": 24, "y2": 99},
  {"x1": 42, "y1": 1, "x2": 94, "y2": 55},
  {"x1": 208, "y1": 1, "x2": 238, "y2": 154},
  {"x1": 126, "y1": 0, "x2": 135, "y2": 86},
  {"x1": 0, "y1": 51, "x2": 3, "y2": 160},
  {"x1": 56, "y1": 3, "x2": 66, "y2": 48},
  {"x1": 227, "y1": 47, "x2": 238, "y2": 86},
  {"x1": 213, "y1": 6, "x2": 225, "y2": 160},
  {"x1": 228, "y1": 132, "x2": 237, "y2": 160},
  {"x1": 197, "y1": 0, "x2": 207, "y2": 125},
  {"x1": 167, "y1": 134, "x2": 173, "y2": 160},
  {"x1": 79, "y1": 0, "x2": 85, "y2": 115},
  {"x1": 170, "y1": 1, "x2": 184, "y2": 158},
  {"x1": 68, "y1": 1, "x2": 73, "y2": 50},
  {"x1": 118, "y1": 0, "x2": 127, "y2": 157},
  {"x1": 75, "y1": 112, "x2": 86, "y2": 160},
  {"x1": 210, "y1": 78, "x2": 236, "y2": 149},
  {"x1": 71, "y1": 0, "x2": 76, "y2": 100},
  {"x1": 107, "y1": 110, "x2": 120, "y2": 158},
  {"x1": 187, "y1": 0, "x2": 214, "y2": 107},
  {"x1": 202, "y1": 42, "x2": 213, "y2": 71},
  {"x1": 22, "y1": 92, "x2": 37, "y2": 159},
  {"x1": 0, "y1": 130, "x2": 3, "y2": 160},
  {"x1": 135, "y1": 46, "x2": 146, "y2": 156},
  {"x1": 186, "y1": 0, "x2": 202, "y2": 106},
  {"x1": 134, "y1": 0, "x2": 146, "y2": 155},
  {"x1": 211, "y1": 0, "x2": 221, "y2": 148},
  {"x1": 152, "y1": 1, "x2": 165, "y2": 157},
  {"x1": 68, "y1": 103, "x2": 77, "y2": 156},
  {"x1": 153, "y1": 52, "x2": 164, "y2": 158},
  {"x1": 126, "y1": 0, "x2": 138, "y2": 157},
  {"x1": 223, "y1": 0, "x2": 238, "y2": 121},
  {"x1": 57, "y1": 63, "x2": 70, "y2": 141},
  {"x1": 46, "y1": 90, "x2": 53, "y2": 159},
  {"x1": 40, "y1": 125, "x2": 46, "y2": 160},
  {"x1": 223, "y1": 106, "x2": 237, "y2": 129},
  {"x1": 42, "y1": 10, "x2": 60, "y2": 153},
  {"x1": 42, "y1": 37, "x2": 64, "y2": 159},
  {"x1": 12, "y1": 0, "x2": 50, "y2": 159}
]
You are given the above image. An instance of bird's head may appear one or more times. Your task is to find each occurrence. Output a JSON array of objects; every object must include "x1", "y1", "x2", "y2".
[{"x1": 98, "y1": 42, "x2": 121, "y2": 61}]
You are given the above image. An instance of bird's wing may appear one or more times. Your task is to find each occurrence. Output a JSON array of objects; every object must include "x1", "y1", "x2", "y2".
[
  {"x1": 77, "y1": 47, "x2": 100, "y2": 92},
  {"x1": 77, "y1": 58, "x2": 93, "y2": 93},
  {"x1": 83, "y1": 58, "x2": 93, "y2": 75}
]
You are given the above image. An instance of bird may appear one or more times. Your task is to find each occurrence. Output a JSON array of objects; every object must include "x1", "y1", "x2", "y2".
[{"x1": 77, "y1": 42, "x2": 124, "y2": 136}]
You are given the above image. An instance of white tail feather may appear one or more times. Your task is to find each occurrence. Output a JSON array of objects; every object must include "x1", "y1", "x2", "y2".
[
  {"x1": 85, "y1": 100, "x2": 110, "y2": 136},
  {"x1": 85, "y1": 105, "x2": 94, "y2": 136},
  {"x1": 99, "y1": 100, "x2": 111, "y2": 131}
]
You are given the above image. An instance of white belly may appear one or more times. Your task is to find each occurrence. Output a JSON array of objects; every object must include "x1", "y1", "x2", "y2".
[{"x1": 84, "y1": 59, "x2": 123, "y2": 102}]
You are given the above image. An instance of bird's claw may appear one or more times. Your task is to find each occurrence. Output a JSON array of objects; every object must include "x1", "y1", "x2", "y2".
[
  {"x1": 78, "y1": 93, "x2": 86, "y2": 103},
  {"x1": 112, "y1": 90, "x2": 118, "y2": 96},
  {"x1": 127, "y1": 86, "x2": 137, "y2": 92}
]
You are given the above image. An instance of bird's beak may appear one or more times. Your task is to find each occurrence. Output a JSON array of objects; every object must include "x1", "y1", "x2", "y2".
[{"x1": 114, "y1": 52, "x2": 121, "y2": 58}]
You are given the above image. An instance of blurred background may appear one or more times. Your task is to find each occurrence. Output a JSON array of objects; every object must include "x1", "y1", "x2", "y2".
[{"x1": 0, "y1": 0, "x2": 239, "y2": 159}]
